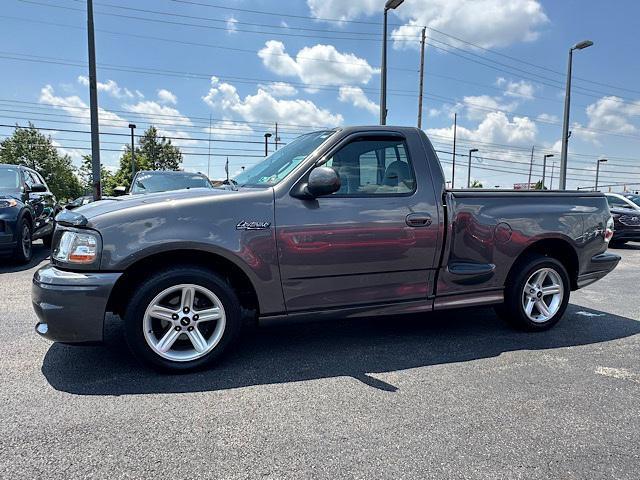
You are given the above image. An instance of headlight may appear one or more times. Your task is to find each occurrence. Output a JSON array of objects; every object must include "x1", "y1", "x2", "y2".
[
  {"x1": 0, "y1": 199, "x2": 17, "y2": 208},
  {"x1": 53, "y1": 230, "x2": 100, "y2": 265}
]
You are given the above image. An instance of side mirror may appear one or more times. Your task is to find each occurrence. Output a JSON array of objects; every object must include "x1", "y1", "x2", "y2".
[
  {"x1": 112, "y1": 186, "x2": 127, "y2": 196},
  {"x1": 30, "y1": 183, "x2": 47, "y2": 193},
  {"x1": 305, "y1": 166, "x2": 341, "y2": 197}
]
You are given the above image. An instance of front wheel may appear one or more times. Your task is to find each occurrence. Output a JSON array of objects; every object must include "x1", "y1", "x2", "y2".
[
  {"x1": 495, "y1": 255, "x2": 570, "y2": 331},
  {"x1": 124, "y1": 267, "x2": 242, "y2": 372},
  {"x1": 14, "y1": 217, "x2": 33, "y2": 264}
]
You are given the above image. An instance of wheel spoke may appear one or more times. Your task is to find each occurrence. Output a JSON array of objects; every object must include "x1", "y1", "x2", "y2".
[
  {"x1": 196, "y1": 307, "x2": 221, "y2": 322},
  {"x1": 536, "y1": 299, "x2": 551, "y2": 318},
  {"x1": 156, "y1": 328, "x2": 181, "y2": 353},
  {"x1": 148, "y1": 305, "x2": 177, "y2": 321},
  {"x1": 534, "y1": 270, "x2": 547, "y2": 287},
  {"x1": 524, "y1": 297, "x2": 536, "y2": 315},
  {"x1": 542, "y1": 285, "x2": 561, "y2": 295},
  {"x1": 181, "y1": 286, "x2": 195, "y2": 311},
  {"x1": 186, "y1": 328, "x2": 208, "y2": 353}
]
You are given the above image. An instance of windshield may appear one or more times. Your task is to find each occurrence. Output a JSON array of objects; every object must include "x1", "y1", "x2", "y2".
[
  {"x1": 233, "y1": 130, "x2": 335, "y2": 187},
  {"x1": 131, "y1": 172, "x2": 212, "y2": 194},
  {"x1": 624, "y1": 194, "x2": 640, "y2": 207},
  {"x1": 0, "y1": 167, "x2": 20, "y2": 189}
]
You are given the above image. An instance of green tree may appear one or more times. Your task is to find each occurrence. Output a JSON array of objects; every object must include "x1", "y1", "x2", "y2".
[
  {"x1": 138, "y1": 126, "x2": 182, "y2": 171},
  {"x1": 470, "y1": 179, "x2": 484, "y2": 188},
  {"x1": 79, "y1": 155, "x2": 115, "y2": 196},
  {"x1": 534, "y1": 180, "x2": 547, "y2": 190},
  {"x1": 0, "y1": 123, "x2": 83, "y2": 200}
]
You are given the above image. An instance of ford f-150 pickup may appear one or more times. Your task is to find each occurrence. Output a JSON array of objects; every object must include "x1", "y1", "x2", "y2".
[{"x1": 32, "y1": 126, "x2": 620, "y2": 372}]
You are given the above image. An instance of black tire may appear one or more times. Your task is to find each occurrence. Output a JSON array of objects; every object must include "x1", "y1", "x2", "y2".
[
  {"x1": 123, "y1": 266, "x2": 242, "y2": 372},
  {"x1": 14, "y1": 217, "x2": 33, "y2": 264},
  {"x1": 494, "y1": 254, "x2": 570, "y2": 331}
]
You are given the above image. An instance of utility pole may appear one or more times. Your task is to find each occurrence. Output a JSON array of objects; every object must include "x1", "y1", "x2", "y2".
[
  {"x1": 87, "y1": 0, "x2": 101, "y2": 200},
  {"x1": 550, "y1": 162, "x2": 555, "y2": 190},
  {"x1": 275, "y1": 122, "x2": 279, "y2": 150},
  {"x1": 542, "y1": 154, "x2": 554, "y2": 189},
  {"x1": 379, "y1": 0, "x2": 405, "y2": 125},
  {"x1": 467, "y1": 148, "x2": 478, "y2": 188},
  {"x1": 559, "y1": 40, "x2": 594, "y2": 189},
  {"x1": 527, "y1": 145, "x2": 535, "y2": 188},
  {"x1": 417, "y1": 27, "x2": 426, "y2": 129},
  {"x1": 207, "y1": 114, "x2": 212, "y2": 178},
  {"x1": 128, "y1": 123, "x2": 136, "y2": 179},
  {"x1": 451, "y1": 113, "x2": 457, "y2": 188}
]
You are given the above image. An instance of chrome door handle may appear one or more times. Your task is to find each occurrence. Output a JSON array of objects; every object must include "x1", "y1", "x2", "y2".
[{"x1": 406, "y1": 213, "x2": 432, "y2": 227}]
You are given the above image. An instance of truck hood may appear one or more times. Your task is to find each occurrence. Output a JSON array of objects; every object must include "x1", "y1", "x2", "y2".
[{"x1": 68, "y1": 187, "x2": 248, "y2": 222}]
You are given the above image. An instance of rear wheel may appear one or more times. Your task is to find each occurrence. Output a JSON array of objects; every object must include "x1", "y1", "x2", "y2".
[
  {"x1": 14, "y1": 217, "x2": 32, "y2": 264},
  {"x1": 124, "y1": 267, "x2": 242, "y2": 372},
  {"x1": 495, "y1": 254, "x2": 570, "y2": 331}
]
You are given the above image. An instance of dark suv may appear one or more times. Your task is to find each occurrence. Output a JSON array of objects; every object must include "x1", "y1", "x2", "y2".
[{"x1": 0, "y1": 164, "x2": 57, "y2": 262}]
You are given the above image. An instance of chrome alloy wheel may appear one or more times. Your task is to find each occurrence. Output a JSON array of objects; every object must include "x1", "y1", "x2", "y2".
[
  {"x1": 521, "y1": 267, "x2": 563, "y2": 323},
  {"x1": 143, "y1": 284, "x2": 226, "y2": 362}
]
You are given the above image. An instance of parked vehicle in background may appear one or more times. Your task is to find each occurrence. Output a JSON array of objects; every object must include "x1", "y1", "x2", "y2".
[
  {"x1": 127, "y1": 170, "x2": 213, "y2": 195},
  {"x1": 0, "y1": 164, "x2": 57, "y2": 263},
  {"x1": 622, "y1": 192, "x2": 640, "y2": 208},
  {"x1": 32, "y1": 126, "x2": 620, "y2": 372},
  {"x1": 65, "y1": 195, "x2": 94, "y2": 210},
  {"x1": 605, "y1": 193, "x2": 640, "y2": 246}
]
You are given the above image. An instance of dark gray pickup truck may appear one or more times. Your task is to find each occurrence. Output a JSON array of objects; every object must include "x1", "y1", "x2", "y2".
[{"x1": 32, "y1": 126, "x2": 620, "y2": 371}]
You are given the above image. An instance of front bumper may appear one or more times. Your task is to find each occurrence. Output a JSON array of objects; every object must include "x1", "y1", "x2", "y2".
[
  {"x1": 32, "y1": 264, "x2": 121, "y2": 344},
  {"x1": 576, "y1": 251, "x2": 621, "y2": 289},
  {"x1": 612, "y1": 228, "x2": 640, "y2": 242}
]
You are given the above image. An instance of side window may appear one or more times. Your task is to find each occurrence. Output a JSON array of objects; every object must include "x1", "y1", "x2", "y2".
[
  {"x1": 607, "y1": 196, "x2": 626, "y2": 208},
  {"x1": 34, "y1": 172, "x2": 47, "y2": 188},
  {"x1": 23, "y1": 171, "x2": 37, "y2": 189},
  {"x1": 323, "y1": 137, "x2": 416, "y2": 196}
]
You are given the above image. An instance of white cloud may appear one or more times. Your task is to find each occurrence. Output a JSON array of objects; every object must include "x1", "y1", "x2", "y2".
[
  {"x1": 258, "y1": 40, "x2": 378, "y2": 86},
  {"x1": 459, "y1": 94, "x2": 517, "y2": 121},
  {"x1": 157, "y1": 89, "x2": 178, "y2": 105},
  {"x1": 226, "y1": 17, "x2": 238, "y2": 34},
  {"x1": 202, "y1": 76, "x2": 343, "y2": 127},
  {"x1": 77, "y1": 76, "x2": 134, "y2": 99},
  {"x1": 584, "y1": 96, "x2": 640, "y2": 135},
  {"x1": 256, "y1": 82, "x2": 299, "y2": 97},
  {"x1": 307, "y1": 0, "x2": 548, "y2": 51},
  {"x1": 123, "y1": 100, "x2": 198, "y2": 146},
  {"x1": 203, "y1": 120, "x2": 254, "y2": 139},
  {"x1": 537, "y1": 112, "x2": 559, "y2": 123},
  {"x1": 338, "y1": 86, "x2": 379, "y2": 115},
  {"x1": 307, "y1": 0, "x2": 379, "y2": 21},
  {"x1": 496, "y1": 77, "x2": 535, "y2": 99},
  {"x1": 427, "y1": 111, "x2": 537, "y2": 145},
  {"x1": 40, "y1": 84, "x2": 126, "y2": 126}
]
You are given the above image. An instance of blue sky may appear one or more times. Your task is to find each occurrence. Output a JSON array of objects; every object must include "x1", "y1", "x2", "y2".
[{"x1": 1, "y1": 0, "x2": 639, "y2": 190}]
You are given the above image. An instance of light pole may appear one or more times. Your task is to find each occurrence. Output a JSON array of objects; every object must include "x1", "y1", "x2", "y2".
[
  {"x1": 467, "y1": 148, "x2": 478, "y2": 188},
  {"x1": 559, "y1": 39, "x2": 594, "y2": 190},
  {"x1": 264, "y1": 132, "x2": 272, "y2": 157},
  {"x1": 542, "y1": 154, "x2": 554, "y2": 189},
  {"x1": 128, "y1": 123, "x2": 136, "y2": 178},
  {"x1": 595, "y1": 157, "x2": 607, "y2": 191},
  {"x1": 380, "y1": 0, "x2": 405, "y2": 125}
]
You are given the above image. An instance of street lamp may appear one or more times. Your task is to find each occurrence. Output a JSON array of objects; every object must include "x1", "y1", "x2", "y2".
[
  {"x1": 595, "y1": 157, "x2": 607, "y2": 191},
  {"x1": 467, "y1": 148, "x2": 478, "y2": 188},
  {"x1": 542, "y1": 154, "x2": 554, "y2": 189},
  {"x1": 264, "y1": 132, "x2": 272, "y2": 157},
  {"x1": 128, "y1": 123, "x2": 136, "y2": 178},
  {"x1": 559, "y1": 39, "x2": 594, "y2": 190},
  {"x1": 380, "y1": 0, "x2": 405, "y2": 125}
]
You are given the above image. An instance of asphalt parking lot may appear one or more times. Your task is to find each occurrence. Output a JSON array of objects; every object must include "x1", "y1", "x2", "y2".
[{"x1": 1, "y1": 243, "x2": 639, "y2": 479}]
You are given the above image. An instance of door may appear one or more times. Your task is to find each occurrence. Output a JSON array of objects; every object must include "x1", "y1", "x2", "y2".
[
  {"x1": 23, "y1": 170, "x2": 48, "y2": 236},
  {"x1": 275, "y1": 133, "x2": 440, "y2": 312}
]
